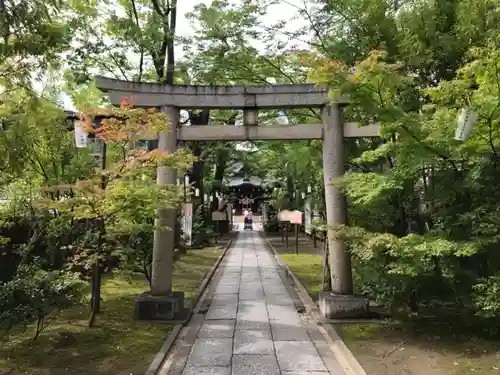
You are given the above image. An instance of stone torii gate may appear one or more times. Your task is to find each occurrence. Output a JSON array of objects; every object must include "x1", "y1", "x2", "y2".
[{"x1": 95, "y1": 76, "x2": 379, "y2": 319}]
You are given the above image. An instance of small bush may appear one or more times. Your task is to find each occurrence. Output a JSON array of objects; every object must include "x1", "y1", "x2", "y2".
[{"x1": 0, "y1": 265, "x2": 86, "y2": 340}]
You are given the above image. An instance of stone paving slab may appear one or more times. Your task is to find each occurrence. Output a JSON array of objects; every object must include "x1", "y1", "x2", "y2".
[
  {"x1": 182, "y1": 367, "x2": 231, "y2": 375},
  {"x1": 267, "y1": 303, "x2": 303, "y2": 321},
  {"x1": 235, "y1": 301, "x2": 270, "y2": 330},
  {"x1": 274, "y1": 341, "x2": 328, "y2": 372},
  {"x1": 169, "y1": 230, "x2": 341, "y2": 375},
  {"x1": 239, "y1": 288, "x2": 265, "y2": 300},
  {"x1": 265, "y1": 293, "x2": 295, "y2": 306},
  {"x1": 214, "y1": 285, "x2": 240, "y2": 294},
  {"x1": 236, "y1": 318, "x2": 271, "y2": 331},
  {"x1": 206, "y1": 294, "x2": 238, "y2": 319},
  {"x1": 198, "y1": 319, "x2": 235, "y2": 338},
  {"x1": 232, "y1": 354, "x2": 281, "y2": 375},
  {"x1": 233, "y1": 329, "x2": 274, "y2": 354},
  {"x1": 217, "y1": 277, "x2": 240, "y2": 284},
  {"x1": 270, "y1": 322, "x2": 311, "y2": 341},
  {"x1": 239, "y1": 283, "x2": 262, "y2": 291},
  {"x1": 185, "y1": 338, "x2": 233, "y2": 367}
]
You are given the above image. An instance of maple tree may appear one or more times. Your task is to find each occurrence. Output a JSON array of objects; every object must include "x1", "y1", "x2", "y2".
[{"x1": 35, "y1": 101, "x2": 194, "y2": 327}]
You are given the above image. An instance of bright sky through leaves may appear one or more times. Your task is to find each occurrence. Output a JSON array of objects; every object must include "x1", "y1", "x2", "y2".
[{"x1": 58, "y1": 0, "x2": 308, "y2": 111}]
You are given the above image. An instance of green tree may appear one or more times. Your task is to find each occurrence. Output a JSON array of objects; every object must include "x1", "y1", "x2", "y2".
[{"x1": 37, "y1": 104, "x2": 194, "y2": 326}]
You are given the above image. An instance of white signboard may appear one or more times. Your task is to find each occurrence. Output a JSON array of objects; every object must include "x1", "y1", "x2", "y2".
[
  {"x1": 182, "y1": 203, "x2": 193, "y2": 246},
  {"x1": 74, "y1": 119, "x2": 88, "y2": 148},
  {"x1": 212, "y1": 211, "x2": 226, "y2": 221},
  {"x1": 304, "y1": 198, "x2": 312, "y2": 234},
  {"x1": 278, "y1": 210, "x2": 303, "y2": 225}
]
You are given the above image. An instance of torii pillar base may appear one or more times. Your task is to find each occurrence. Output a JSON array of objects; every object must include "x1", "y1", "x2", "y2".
[
  {"x1": 135, "y1": 291, "x2": 188, "y2": 322},
  {"x1": 319, "y1": 291, "x2": 370, "y2": 319}
]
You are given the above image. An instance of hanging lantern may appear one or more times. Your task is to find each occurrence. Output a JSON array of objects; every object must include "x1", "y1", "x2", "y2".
[
  {"x1": 455, "y1": 107, "x2": 477, "y2": 141},
  {"x1": 276, "y1": 110, "x2": 289, "y2": 125}
]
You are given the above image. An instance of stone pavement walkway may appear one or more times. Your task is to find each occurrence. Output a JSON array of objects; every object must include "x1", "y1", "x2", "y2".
[{"x1": 164, "y1": 229, "x2": 343, "y2": 375}]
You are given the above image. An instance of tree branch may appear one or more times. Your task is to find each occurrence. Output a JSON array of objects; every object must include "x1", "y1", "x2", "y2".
[
  {"x1": 150, "y1": 0, "x2": 165, "y2": 18},
  {"x1": 131, "y1": 0, "x2": 144, "y2": 81}
]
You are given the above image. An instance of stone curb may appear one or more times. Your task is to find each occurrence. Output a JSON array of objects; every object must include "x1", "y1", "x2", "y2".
[
  {"x1": 260, "y1": 233, "x2": 368, "y2": 375},
  {"x1": 145, "y1": 235, "x2": 236, "y2": 375}
]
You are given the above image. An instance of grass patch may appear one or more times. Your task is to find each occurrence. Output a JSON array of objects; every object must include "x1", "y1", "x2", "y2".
[
  {"x1": 268, "y1": 235, "x2": 500, "y2": 375},
  {"x1": 266, "y1": 233, "x2": 323, "y2": 256},
  {"x1": 280, "y1": 253, "x2": 323, "y2": 301},
  {"x1": 267, "y1": 233, "x2": 324, "y2": 301},
  {"x1": 0, "y1": 246, "x2": 222, "y2": 375}
]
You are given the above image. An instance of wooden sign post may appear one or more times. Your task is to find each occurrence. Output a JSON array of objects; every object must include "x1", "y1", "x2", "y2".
[{"x1": 285, "y1": 222, "x2": 289, "y2": 248}]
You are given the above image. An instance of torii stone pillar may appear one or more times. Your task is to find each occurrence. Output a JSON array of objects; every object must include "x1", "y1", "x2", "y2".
[
  {"x1": 151, "y1": 106, "x2": 179, "y2": 296},
  {"x1": 135, "y1": 106, "x2": 186, "y2": 321},
  {"x1": 320, "y1": 104, "x2": 369, "y2": 318}
]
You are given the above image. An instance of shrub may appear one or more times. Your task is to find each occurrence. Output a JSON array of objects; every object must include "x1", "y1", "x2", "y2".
[{"x1": 0, "y1": 265, "x2": 86, "y2": 340}]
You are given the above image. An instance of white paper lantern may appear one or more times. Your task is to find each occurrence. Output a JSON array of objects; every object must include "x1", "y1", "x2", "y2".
[
  {"x1": 455, "y1": 107, "x2": 477, "y2": 141},
  {"x1": 276, "y1": 110, "x2": 289, "y2": 125}
]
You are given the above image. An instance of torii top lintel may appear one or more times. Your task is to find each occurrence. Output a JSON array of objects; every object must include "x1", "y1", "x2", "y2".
[{"x1": 94, "y1": 76, "x2": 349, "y2": 109}]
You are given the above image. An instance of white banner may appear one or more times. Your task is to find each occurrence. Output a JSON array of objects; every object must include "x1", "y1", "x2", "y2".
[
  {"x1": 262, "y1": 203, "x2": 268, "y2": 223},
  {"x1": 304, "y1": 198, "x2": 312, "y2": 234},
  {"x1": 313, "y1": 205, "x2": 320, "y2": 222},
  {"x1": 226, "y1": 203, "x2": 233, "y2": 225},
  {"x1": 182, "y1": 203, "x2": 193, "y2": 246},
  {"x1": 218, "y1": 196, "x2": 226, "y2": 211}
]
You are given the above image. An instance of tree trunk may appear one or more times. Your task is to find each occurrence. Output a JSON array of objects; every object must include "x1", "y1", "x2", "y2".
[
  {"x1": 88, "y1": 258, "x2": 101, "y2": 328},
  {"x1": 188, "y1": 110, "x2": 210, "y2": 221},
  {"x1": 165, "y1": 0, "x2": 177, "y2": 85}
]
